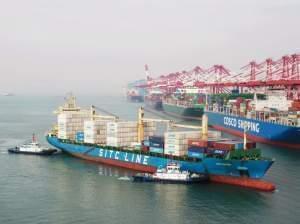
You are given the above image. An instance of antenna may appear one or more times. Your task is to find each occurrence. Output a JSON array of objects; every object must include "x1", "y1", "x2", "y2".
[{"x1": 145, "y1": 64, "x2": 150, "y2": 79}]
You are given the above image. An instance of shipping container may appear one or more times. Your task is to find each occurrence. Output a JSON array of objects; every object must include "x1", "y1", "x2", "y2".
[
  {"x1": 187, "y1": 151, "x2": 204, "y2": 159},
  {"x1": 76, "y1": 131, "x2": 84, "y2": 142},
  {"x1": 142, "y1": 140, "x2": 150, "y2": 147},
  {"x1": 149, "y1": 147, "x2": 164, "y2": 154},
  {"x1": 246, "y1": 142, "x2": 256, "y2": 149},
  {"x1": 213, "y1": 141, "x2": 235, "y2": 150},
  {"x1": 234, "y1": 142, "x2": 244, "y2": 150},
  {"x1": 187, "y1": 146, "x2": 206, "y2": 153},
  {"x1": 188, "y1": 139, "x2": 208, "y2": 147},
  {"x1": 207, "y1": 148, "x2": 229, "y2": 155},
  {"x1": 149, "y1": 142, "x2": 164, "y2": 148},
  {"x1": 142, "y1": 145, "x2": 150, "y2": 152},
  {"x1": 164, "y1": 149, "x2": 187, "y2": 156},
  {"x1": 149, "y1": 136, "x2": 164, "y2": 143}
]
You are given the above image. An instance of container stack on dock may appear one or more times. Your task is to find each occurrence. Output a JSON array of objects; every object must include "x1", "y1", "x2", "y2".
[{"x1": 57, "y1": 112, "x2": 91, "y2": 140}]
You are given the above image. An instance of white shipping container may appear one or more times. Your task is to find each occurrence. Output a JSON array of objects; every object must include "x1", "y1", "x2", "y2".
[
  {"x1": 164, "y1": 150, "x2": 187, "y2": 156},
  {"x1": 164, "y1": 144, "x2": 188, "y2": 151},
  {"x1": 107, "y1": 121, "x2": 137, "y2": 129},
  {"x1": 164, "y1": 131, "x2": 200, "y2": 140},
  {"x1": 165, "y1": 139, "x2": 188, "y2": 145}
]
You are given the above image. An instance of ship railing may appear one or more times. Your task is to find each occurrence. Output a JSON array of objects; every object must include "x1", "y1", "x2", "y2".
[{"x1": 206, "y1": 105, "x2": 299, "y2": 127}]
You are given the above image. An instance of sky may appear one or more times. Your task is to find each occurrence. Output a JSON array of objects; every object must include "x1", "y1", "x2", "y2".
[{"x1": 0, "y1": 0, "x2": 299, "y2": 95}]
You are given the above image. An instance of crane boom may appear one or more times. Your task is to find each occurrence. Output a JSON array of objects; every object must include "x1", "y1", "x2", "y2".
[{"x1": 170, "y1": 123, "x2": 201, "y2": 129}]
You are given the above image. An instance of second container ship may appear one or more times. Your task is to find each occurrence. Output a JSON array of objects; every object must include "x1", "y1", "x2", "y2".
[{"x1": 206, "y1": 89, "x2": 300, "y2": 149}]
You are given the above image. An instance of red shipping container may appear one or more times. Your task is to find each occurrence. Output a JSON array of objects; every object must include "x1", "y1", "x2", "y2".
[
  {"x1": 207, "y1": 140, "x2": 217, "y2": 148},
  {"x1": 188, "y1": 139, "x2": 208, "y2": 147},
  {"x1": 141, "y1": 146, "x2": 150, "y2": 152},
  {"x1": 213, "y1": 142, "x2": 235, "y2": 150},
  {"x1": 246, "y1": 142, "x2": 256, "y2": 149}
]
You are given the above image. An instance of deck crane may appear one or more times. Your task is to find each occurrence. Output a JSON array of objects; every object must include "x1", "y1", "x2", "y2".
[
  {"x1": 90, "y1": 105, "x2": 119, "y2": 121},
  {"x1": 137, "y1": 107, "x2": 208, "y2": 143}
]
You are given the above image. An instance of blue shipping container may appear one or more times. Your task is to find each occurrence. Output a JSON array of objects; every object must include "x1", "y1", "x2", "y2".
[
  {"x1": 149, "y1": 147, "x2": 164, "y2": 154},
  {"x1": 207, "y1": 149, "x2": 228, "y2": 154},
  {"x1": 149, "y1": 136, "x2": 164, "y2": 143},
  {"x1": 235, "y1": 142, "x2": 244, "y2": 150},
  {"x1": 150, "y1": 142, "x2": 164, "y2": 148},
  {"x1": 188, "y1": 151, "x2": 204, "y2": 159},
  {"x1": 187, "y1": 146, "x2": 206, "y2": 153},
  {"x1": 76, "y1": 132, "x2": 84, "y2": 142}
]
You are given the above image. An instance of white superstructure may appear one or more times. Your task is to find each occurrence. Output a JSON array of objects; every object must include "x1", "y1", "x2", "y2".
[
  {"x1": 18, "y1": 141, "x2": 49, "y2": 153},
  {"x1": 153, "y1": 162, "x2": 190, "y2": 181},
  {"x1": 252, "y1": 90, "x2": 292, "y2": 111}
]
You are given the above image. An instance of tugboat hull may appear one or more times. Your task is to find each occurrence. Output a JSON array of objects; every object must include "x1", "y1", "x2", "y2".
[
  {"x1": 132, "y1": 173, "x2": 208, "y2": 184},
  {"x1": 8, "y1": 148, "x2": 57, "y2": 155}
]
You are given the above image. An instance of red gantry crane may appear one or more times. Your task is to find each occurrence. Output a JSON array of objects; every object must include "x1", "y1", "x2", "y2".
[{"x1": 136, "y1": 53, "x2": 300, "y2": 99}]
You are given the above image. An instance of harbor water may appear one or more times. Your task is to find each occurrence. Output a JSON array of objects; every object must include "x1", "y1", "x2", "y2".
[{"x1": 0, "y1": 96, "x2": 299, "y2": 224}]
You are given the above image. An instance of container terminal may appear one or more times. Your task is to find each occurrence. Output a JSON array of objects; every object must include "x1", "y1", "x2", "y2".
[
  {"x1": 130, "y1": 53, "x2": 300, "y2": 149},
  {"x1": 47, "y1": 94, "x2": 275, "y2": 191}
]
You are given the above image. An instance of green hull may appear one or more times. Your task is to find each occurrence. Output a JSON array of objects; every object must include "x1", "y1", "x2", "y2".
[{"x1": 162, "y1": 103, "x2": 204, "y2": 119}]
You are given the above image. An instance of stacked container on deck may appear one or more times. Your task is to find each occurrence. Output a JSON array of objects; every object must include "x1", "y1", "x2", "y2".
[
  {"x1": 164, "y1": 130, "x2": 222, "y2": 157},
  {"x1": 57, "y1": 112, "x2": 91, "y2": 140},
  {"x1": 84, "y1": 120, "x2": 111, "y2": 144},
  {"x1": 187, "y1": 139, "x2": 208, "y2": 159},
  {"x1": 106, "y1": 120, "x2": 156, "y2": 148},
  {"x1": 107, "y1": 121, "x2": 138, "y2": 147},
  {"x1": 164, "y1": 131, "x2": 200, "y2": 156},
  {"x1": 148, "y1": 136, "x2": 164, "y2": 153},
  {"x1": 143, "y1": 121, "x2": 156, "y2": 140},
  {"x1": 187, "y1": 138, "x2": 257, "y2": 159}
]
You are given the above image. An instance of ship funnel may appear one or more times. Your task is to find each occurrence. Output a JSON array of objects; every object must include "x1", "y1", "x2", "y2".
[
  {"x1": 138, "y1": 107, "x2": 145, "y2": 143},
  {"x1": 202, "y1": 114, "x2": 208, "y2": 140}
]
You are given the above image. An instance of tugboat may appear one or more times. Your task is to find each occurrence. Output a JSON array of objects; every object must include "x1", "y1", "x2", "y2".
[
  {"x1": 8, "y1": 134, "x2": 57, "y2": 155},
  {"x1": 132, "y1": 162, "x2": 208, "y2": 184}
]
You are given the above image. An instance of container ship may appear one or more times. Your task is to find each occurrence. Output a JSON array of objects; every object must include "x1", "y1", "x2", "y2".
[
  {"x1": 205, "y1": 90, "x2": 300, "y2": 149},
  {"x1": 46, "y1": 95, "x2": 275, "y2": 191},
  {"x1": 126, "y1": 80, "x2": 146, "y2": 102},
  {"x1": 144, "y1": 90, "x2": 163, "y2": 111},
  {"x1": 162, "y1": 89, "x2": 206, "y2": 119}
]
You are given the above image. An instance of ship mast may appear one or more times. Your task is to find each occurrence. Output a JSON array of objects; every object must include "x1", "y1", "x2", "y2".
[
  {"x1": 243, "y1": 126, "x2": 247, "y2": 150},
  {"x1": 54, "y1": 93, "x2": 81, "y2": 114},
  {"x1": 202, "y1": 114, "x2": 208, "y2": 141},
  {"x1": 138, "y1": 107, "x2": 145, "y2": 143}
]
